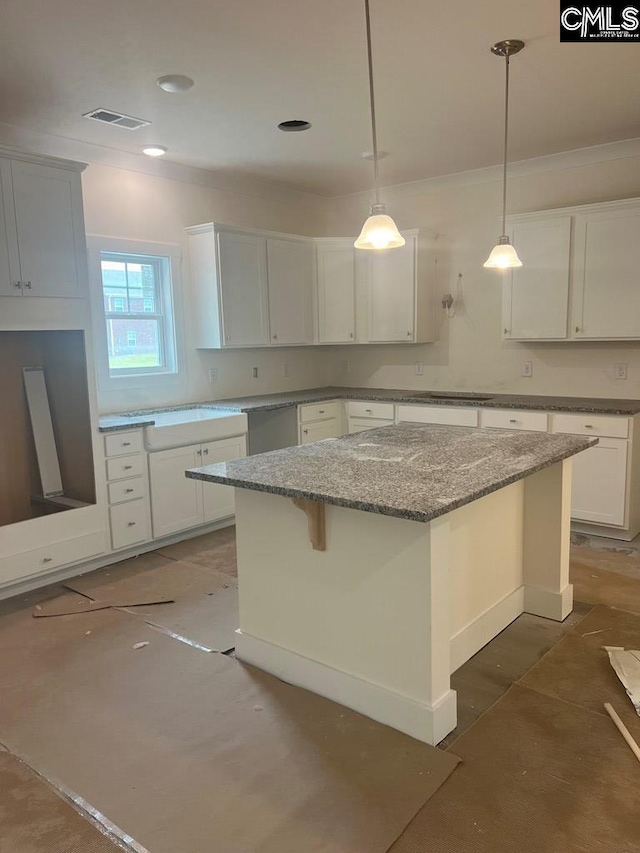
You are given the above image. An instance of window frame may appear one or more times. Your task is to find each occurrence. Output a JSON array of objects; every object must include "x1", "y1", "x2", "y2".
[{"x1": 88, "y1": 237, "x2": 184, "y2": 392}]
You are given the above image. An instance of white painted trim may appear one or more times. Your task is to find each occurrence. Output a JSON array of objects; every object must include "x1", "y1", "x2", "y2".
[
  {"x1": 0, "y1": 142, "x2": 86, "y2": 171},
  {"x1": 450, "y1": 585, "x2": 525, "y2": 673},
  {"x1": 524, "y1": 583, "x2": 573, "y2": 621},
  {"x1": 329, "y1": 137, "x2": 640, "y2": 208},
  {"x1": 235, "y1": 630, "x2": 457, "y2": 745}
]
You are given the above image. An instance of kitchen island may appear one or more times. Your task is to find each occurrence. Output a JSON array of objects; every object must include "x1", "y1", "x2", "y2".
[{"x1": 187, "y1": 423, "x2": 595, "y2": 744}]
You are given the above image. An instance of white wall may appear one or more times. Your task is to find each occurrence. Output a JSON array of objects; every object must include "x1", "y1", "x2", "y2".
[
  {"x1": 323, "y1": 152, "x2": 640, "y2": 399},
  {"x1": 81, "y1": 163, "x2": 333, "y2": 413}
]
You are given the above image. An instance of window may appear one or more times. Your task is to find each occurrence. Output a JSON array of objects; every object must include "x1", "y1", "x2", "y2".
[{"x1": 95, "y1": 246, "x2": 180, "y2": 378}]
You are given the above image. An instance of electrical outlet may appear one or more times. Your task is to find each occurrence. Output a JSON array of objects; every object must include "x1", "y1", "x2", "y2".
[
  {"x1": 521, "y1": 361, "x2": 533, "y2": 378},
  {"x1": 252, "y1": 367, "x2": 259, "y2": 379},
  {"x1": 282, "y1": 362, "x2": 292, "y2": 378},
  {"x1": 415, "y1": 362, "x2": 424, "y2": 376},
  {"x1": 615, "y1": 363, "x2": 628, "y2": 380},
  {"x1": 340, "y1": 360, "x2": 350, "y2": 375},
  {"x1": 208, "y1": 368, "x2": 219, "y2": 383}
]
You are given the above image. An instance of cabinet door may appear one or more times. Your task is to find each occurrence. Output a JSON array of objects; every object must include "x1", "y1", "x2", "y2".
[
  {"x1": 503, "y1": 217, "x2": 571, "y2": 340},
  {"x1": 149, "y1": 445, "x2": 203, "y2": 538},
  {"x1": 299, "y1": 419, "x2": 341, "y2": 444},
  {"x1": 201, "y1": 436, "x2": 247, "y2": 523},
  {"x1": 0, "y1": 158, "x2": 20, "y2": 296},
  {"x1": 267, "y1": 239, "x2": 314, "y2": 345},
  {"x1": 316, "y1": 241, "x2": 356, "y2": 343},
  {"x1": 570, "y1": 438, "x2": 628, "y2": 526},
  {"x1": 572, "y1": 207, "x2": 640, "y2": 339},
  {"x1": 218, "y1": 231, "x2": 270, "y2": 346},
  {"x1": 348, "y1": 417, "x2": 394, "y2": 434},
  {"x1": 365, "y1": 236, "x2": 416, "y2": 342},
  {"x1": 10, "y1": 161, "x2": 85, "y2": 298}
]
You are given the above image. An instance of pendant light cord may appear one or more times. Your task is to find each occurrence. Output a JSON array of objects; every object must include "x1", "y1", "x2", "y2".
[
  {"x1": 501, "y1": 52, "x2": 510, "y2": 237},
  {"x1": 364, "y1": 0, "x2": 381, "y2": 206}
]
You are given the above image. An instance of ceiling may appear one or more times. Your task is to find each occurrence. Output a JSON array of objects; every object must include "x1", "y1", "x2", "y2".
[{"x1": 1, "y1": 0, "x2": 639, "y2": 197}]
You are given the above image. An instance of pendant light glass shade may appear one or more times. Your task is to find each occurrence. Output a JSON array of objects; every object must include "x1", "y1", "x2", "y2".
[
  {"x1": 355, "y1": 0, "x2": 403, "y2": 251},
  {"x1": 355, "y1": 203, "x2": 405, "y2": 250},
  {"x1": 484, "y1": 39, "x2": 525, "y2": 271},
  {"x1": 483, "y1": 236, "x2": 522, "y2": 269}
]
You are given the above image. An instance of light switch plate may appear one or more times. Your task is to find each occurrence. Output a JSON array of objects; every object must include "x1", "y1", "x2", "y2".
[
  {"x1": 521, "y1": 361, "x2": 533, "y2": 378},
  {"x1": 614, "y1": 363, "x2": 627, "y2": 380}
]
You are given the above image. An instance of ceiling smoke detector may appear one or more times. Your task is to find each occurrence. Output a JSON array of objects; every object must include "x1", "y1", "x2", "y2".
[
  {"x1": 82, "y1": 108, "x2": 151, "y2": 130},
  {"x1": 277, "y1": 120, "x2": 312, "y2": 132},
  {"x1": 156, "y1": 74, "x2": 195, "y2": 93}
]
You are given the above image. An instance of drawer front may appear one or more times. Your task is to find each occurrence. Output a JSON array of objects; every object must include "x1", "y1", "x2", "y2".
[
  {"x1": 551, "y1": 413, "x2": 629, "y2": 439},
  {"x1": 397, "y1": 405, "x2": 478, "y2": 427},
  {"x1": 348, "y1": 417, "x2": 395, "y2": 434},
  {"x1": 108, "y1": 477, "x2": 146, "y2": 505},
  {"x1": 106, "y1": 455, "x2": 144, "y2": 482},
  {"x1": 0, "y1": 530, "x2": 106, "y2": 587},
  {"x1": 110, "y1": 500, "x2": 149, "y2": 550},
  {"x1": 347, "y1": 401, "x2": 395, "y2": 420},
  {"x1": 299, "y1": 401, "x2": 340, "y2": 423},
  {"x1": 104, "y1": 430, "x2": 143, "y2": 457},
  {"x1": 480, "y1": 408, "x2": 548, "y2": 432}
]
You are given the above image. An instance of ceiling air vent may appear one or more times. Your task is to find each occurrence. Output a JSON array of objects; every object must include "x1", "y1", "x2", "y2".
[{"x1": 82, "y1": 108, "x2": 151, "y2": 130}]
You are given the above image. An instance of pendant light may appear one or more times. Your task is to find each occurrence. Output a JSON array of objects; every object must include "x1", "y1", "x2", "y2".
[
  {"x1": 354, "y1": 0, "x2": 404, "y2": 251},
  {"x1": 483, "y1": 39, "x2": 525, "y2": 270}
]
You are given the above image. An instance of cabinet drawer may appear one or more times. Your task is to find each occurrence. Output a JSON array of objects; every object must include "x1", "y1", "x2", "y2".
[
  {"x1": 347, "y1": 401, "x2": 395, "y2": 420},
  {"x1": 108, "y1": 477, "x2": 146, "y2": 505},
  {"x1": 110, "y1": 500, "x2": 149, "y2": 550},
  {"x1": 104, "y1": 430, "x2": 143, "y2": 457},
  {"x1": 551, "y1": 413, "x2": 629, "y2": 439},
  {"x1": 0, "y1": 530, "x2": 106, "y2": 587},
  {"x1": 480, "y1": 409, "x2": 548, "y2": 432},
  {"x1": 299, "y1": 401, "x2": 340, "y2": 423},
  {"x1": 106, "y1": 455, "x2": 144, "y2": 481},
  {"x1": 348, "y1": 417, "x2": 395, "y2": 434},
  {"x1": 397, "y1": 405, "x2": 478, "y2": 427}
]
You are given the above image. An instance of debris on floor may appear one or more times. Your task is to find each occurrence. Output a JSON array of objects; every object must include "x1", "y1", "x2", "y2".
[{"x1": 605, "y1": 646, "x2": 640, "y2": 715}]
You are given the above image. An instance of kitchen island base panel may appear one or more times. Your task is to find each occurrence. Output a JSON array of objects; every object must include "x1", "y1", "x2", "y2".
[
  {"x1": 233, "y1": 460, "x2": 573, "y2": 745},
  {"x1": 235, "y1": 630, "x2": 459, "y2": 746}
]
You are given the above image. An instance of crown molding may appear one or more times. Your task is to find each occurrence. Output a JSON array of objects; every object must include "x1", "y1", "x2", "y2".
[
  {"x1": 327, "y1": 136, "x2": 640, "y2": 209},
  {"x1": 0, "y1": 121, "x2": 326, "y2": 210}
]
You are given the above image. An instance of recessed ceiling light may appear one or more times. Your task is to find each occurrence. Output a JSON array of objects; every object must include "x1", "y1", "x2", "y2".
[
  {"x1": 277, "y1": 120, "x2": 312, "y2": 132},
  {"x1": 156, "y1": 74, "x2": 195, "y2": 93},
  {"x1": 142, "y1": 145, "x2": 167, "y2": 157}
]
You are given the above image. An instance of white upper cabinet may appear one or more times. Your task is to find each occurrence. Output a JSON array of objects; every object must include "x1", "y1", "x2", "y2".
[
  {"x1": 218, "y1": 231, "x2": 270, "y2": 347},
  {"x1": 187, "y1": 223, "x2": 314, "y2": 349},
  {"x1": 360, "y1": 230, "x2": 434, "y2": 344},
  {"x1": 267, "y1": 238, "x2": 314, "y2": 345},
  {"x1": 572, "y1": 205, "x2": 640, "y2": 339},
  {"x1": 503, "y1": 198, "x2": 640, "y2": 341},
  {"x1": 315, "y1": 239, "x2": 356, "y2": 344},
  {"x1": 503, "y1": 216, "x2": 571, "y2": 340},
  {"x1": 0, "y1": 155, "x2": 87, "y2": 299}
]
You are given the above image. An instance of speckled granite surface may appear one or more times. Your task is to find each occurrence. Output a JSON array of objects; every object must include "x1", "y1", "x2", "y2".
[
  {"x1": 186, "y1": 423, "x2": 596, "y2": 523},
  {"x1": 98, "y1": 386, "x2": 640, "y2": 432}
]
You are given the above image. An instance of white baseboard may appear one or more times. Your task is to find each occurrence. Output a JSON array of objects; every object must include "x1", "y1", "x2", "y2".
[
  {"x1": 450, "y1": 585, "x2": 525, "y2": 673},
  {"x1": 524, "y1": 583, "x2": 573, "y2": 621},
  {"x1": 236, "y1": 630, "x2": 458, "y2": 746}
]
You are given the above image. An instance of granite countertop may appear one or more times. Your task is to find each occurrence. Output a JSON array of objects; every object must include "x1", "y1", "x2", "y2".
[
  {"x1": 98, "y1": 386, "x2": 640, "y2": 432},
  {"x1": 185, "y1": 423, "x2": 596, "y2": 523}
]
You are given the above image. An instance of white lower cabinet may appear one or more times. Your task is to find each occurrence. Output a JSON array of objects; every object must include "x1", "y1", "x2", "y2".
[
  {"x1": 149, "y1": 436, "x2": 246, "y2": 539},
  {"x1": 569, "y1": 439, "x2": 628, "y2": 526},
  {"x1": 0, "y1": 530, "x2": 105, "y2": 589},
  {"x1": 397, "y1": 404, "x2": 479, "y2": 427},
  {"x1": 104, "y1": 430, "x2": 150, "y2": 551},
  {"x1": 297, "y1": 400, "x2": 342, "y2": 444},
  {"x1": 346, "y1": 401, "x2": 395, "y2": 434},
  {"x1": 110, "y1": 500, "x2": 149, "y2": 550},
  {"x1": 550, "y1": 413, "x2": 635, "y2": 531}
]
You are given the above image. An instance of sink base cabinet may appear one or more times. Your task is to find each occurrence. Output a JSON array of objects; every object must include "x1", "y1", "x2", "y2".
[{"x1": 149, "y1": 436, "x2": 247, "y2": 539}]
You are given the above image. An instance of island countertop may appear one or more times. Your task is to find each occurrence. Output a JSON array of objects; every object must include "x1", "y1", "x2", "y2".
[{"x1": 186, "y1": 423, "x2": 596, "y2": 523}]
